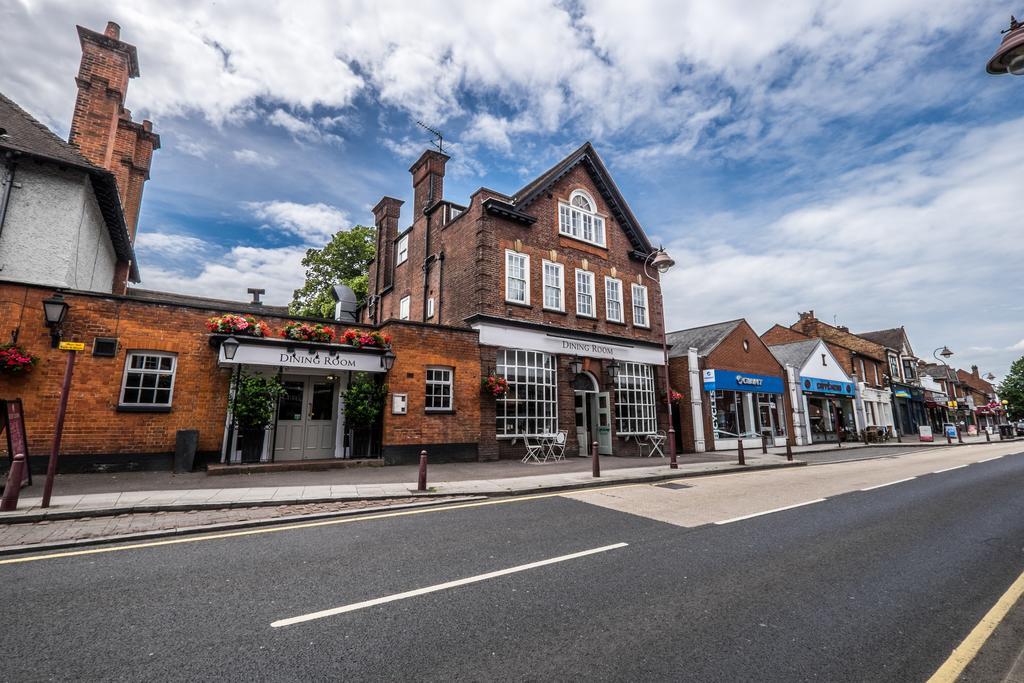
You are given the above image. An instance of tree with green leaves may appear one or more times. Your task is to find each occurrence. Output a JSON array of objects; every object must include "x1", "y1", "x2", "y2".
[
  {"x1": 290, "y1": 225, "x2": 376, "y2": 318},
  {"x1": 997, "y1": 356, "x2": 1024, "y2": 421}
]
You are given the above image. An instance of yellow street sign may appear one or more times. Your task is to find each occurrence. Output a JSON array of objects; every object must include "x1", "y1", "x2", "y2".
[{"x1": 58, "y1": 341, "x2": 85, "y2": 351}]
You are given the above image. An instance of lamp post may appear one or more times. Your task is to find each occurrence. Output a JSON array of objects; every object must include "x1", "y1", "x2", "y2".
[
  {"x1": 41, "y1": 295, "x2": 74, "y2": 508},
  {"x1": 987, "y1": 15, "x2": 1024, "y2": 75},
  {"x1": 933, "y1": 346, "x2": 954, "y2": 425},
  {"x1": 644, "y1": 247, "x2": 678, "y2": 469}
]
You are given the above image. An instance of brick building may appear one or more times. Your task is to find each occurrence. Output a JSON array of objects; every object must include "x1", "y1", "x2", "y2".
[
  {"x1": 666, "y1": 319, "x2": 791, "y2": 453},
  {"x1": 2, "y1": 20, "x2": 675, "y2": 473},
  {"x1": 762, "y1": 311, "x2": 895, "y2": 434},
  {"x1": 365, "y1": 143, "x2": 673, "y2": 460}
]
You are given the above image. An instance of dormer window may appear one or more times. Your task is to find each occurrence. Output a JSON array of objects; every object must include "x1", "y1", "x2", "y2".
[{"x1": 559, "y1": 190, "x2": 606, "y2": 247}]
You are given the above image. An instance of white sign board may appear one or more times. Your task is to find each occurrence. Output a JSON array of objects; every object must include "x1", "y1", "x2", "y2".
[
  {"x1": 220, "y1": 342, "x2": 386, "y2": 373},
  {"x1": 918, "y1": 425, "x2": 933, "y2": 442},
  {"x1": 473, "y1": 322, "x2": 664, "y2": 365}
]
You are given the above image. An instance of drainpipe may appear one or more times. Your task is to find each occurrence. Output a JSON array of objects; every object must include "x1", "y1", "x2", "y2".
[
  {"x1": 687, "y1": 347, "x2": 705, "y2": 452},
  {"x1": 437, "y1": 251, "x2": 445, "y2": 324},
  {"x1": 0, "y1": 156, "x2": 17, "y2": 251}
]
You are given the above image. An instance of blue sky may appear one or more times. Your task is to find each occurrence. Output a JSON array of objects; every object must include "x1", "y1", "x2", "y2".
[{"x1": 2, "y1": 0, "x2": 1023, "y2": 378}]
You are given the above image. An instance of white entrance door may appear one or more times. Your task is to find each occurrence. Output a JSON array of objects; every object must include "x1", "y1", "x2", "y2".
[{"x1": 274, "y1": 376, "x2": 338, "y2": 461}]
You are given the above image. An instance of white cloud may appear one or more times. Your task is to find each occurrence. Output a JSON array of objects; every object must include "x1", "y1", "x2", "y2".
[
  {"x1": 243, "y1": 200, "x2": 349, "y2": 243},
  {"x1": 139, "y1": 245, "x2": 307, "y2": 305},
  {"x1": 1012, "y1": 340, "x2": 1024, "y2": 351},
  {"x1": 232, "y1": 148, "x2": 277, "y2": 167},
  {"x1": 135, "y1": 231, "x2": 209, "y2": 257},
  {"x1": 267, "y1": 109, "x2": 342, "y2": 145},
  {"x1": 661, "y1": 115, "x2": 1024, "y2": 375}
]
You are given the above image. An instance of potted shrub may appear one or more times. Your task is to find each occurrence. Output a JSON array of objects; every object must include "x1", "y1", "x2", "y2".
[
  {"x1": 232, "y1": 373, "x2": 286, "y2": 463},
  {"x1": 206, "y1": 314, "x2": 270, "y2": 337},
  {"x1": 282, "y1": 321, "x2": 336, "y2": 343},
  {"x1": 342, "y1": 374, "x2": 388, "y2": 457},
  {"x1": 0, "y1": 345, "x2": 38, "y2": 376}
]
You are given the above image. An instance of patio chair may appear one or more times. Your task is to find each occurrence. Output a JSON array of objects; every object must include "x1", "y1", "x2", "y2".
[
  {"x1": 522, "y1": 436, "x2": 545, "y2": 464},
  {"x1": 546, "y1": 430, "x2": 568, "y2": 462},
  {"x1": 643, "y1": 431, "x2": 667, "y2": 458}
]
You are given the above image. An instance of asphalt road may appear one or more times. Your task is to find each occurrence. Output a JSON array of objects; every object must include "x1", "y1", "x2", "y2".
[{"x1": 3, "y1": 449, "x2": 1023, "y2": 681}]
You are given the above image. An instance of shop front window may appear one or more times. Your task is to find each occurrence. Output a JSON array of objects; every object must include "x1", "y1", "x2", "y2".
[
  {"x1": 756, "y1": 393, "x2": 785, "y2": 437},
  {"x1": 495, "y1": 349, "x2": 557, "y2": 436},
  {"x1": 614, "y1": 362, "x2": 656, "y2": 435}
]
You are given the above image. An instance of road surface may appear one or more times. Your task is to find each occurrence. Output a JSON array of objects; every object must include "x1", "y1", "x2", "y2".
[{"x1": 2, "y1": 442, "x2": 1022, "y2": 681}]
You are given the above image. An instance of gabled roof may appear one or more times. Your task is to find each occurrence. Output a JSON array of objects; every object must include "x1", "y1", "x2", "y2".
[
  {"x1": 767, "y1": 338, "x2": 822, "y2": 369},
  {"x1": 0, "y1": 92, "x2": 139, "y2": 282},
  {"x1": 856, "y1": 327, "x2": 907, "y2": 353},
  {"x1": 920, "y1": 362, "x2": 957, "y2": 382},
  {"x1": 666, "y1": 319, "x2": 743, "y2": 358},
  {"x1": 511, "y1": 141, "x2": 655, "y2": 257},
  {"x1": 956, "y1": 369, "x2": 994, "y2": 395}
]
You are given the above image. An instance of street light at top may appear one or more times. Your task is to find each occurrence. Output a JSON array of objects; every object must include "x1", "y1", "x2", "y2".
[{"x1": 987, "y1": 15, "x2": 1024, "y2": 75}]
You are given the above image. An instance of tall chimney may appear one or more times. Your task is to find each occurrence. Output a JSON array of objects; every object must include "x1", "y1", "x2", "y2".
[
  {"x1": 972, "y1": 365, "x2": 979, "y2": 378},
  {"x1": 409, "y1": 150, "x2": 449, "y2": 216},
  {"x1": 69, "y1": 22, "x2": 160, "y2": 244},
  {"x1": 371, "y1": 197, "x2": 403, "y2": 295}
]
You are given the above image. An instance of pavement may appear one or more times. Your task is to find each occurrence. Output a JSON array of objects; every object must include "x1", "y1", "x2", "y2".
[{"x1": 0, "y1": 441, "x2": 1020, "y2": 680}]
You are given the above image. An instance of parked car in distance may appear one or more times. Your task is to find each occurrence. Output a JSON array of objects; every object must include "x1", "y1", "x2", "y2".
[{"x1": 1015, "y1": 421, "x2": 1024, "y2": 436}]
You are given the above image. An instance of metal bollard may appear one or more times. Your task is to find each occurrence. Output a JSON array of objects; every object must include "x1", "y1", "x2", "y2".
[
  {"x1": 0, "y1": 453, "x2": 27, "y2": 512},
  {"x1": 417, "y1": 450, "x2": 427, "y2": 492},
  {"x1": 761, "y1": 434, "x2": 768, "y2": 455},
  {"x1": 957, "y1": 427, "x2": 963, "y2": 444},
  {"x1": 985, "y1": 429, "x2": 991, "y2": 443},
  {"x1": 785, "y1": 441, "x2": 793, "y2": 462},
  {"x1": 737, "y1": 438, "x2": 745, "y2": 466},
  {"x1": 896, "y1": 429, "x2": 903, "y2": 443},
  {"x1": 591, "y1": 441, "x2": 600, "y2": 478},
  {"x1": 947, "y1": 432, "x2": 952, "y2": 445},
  {"x1": 863, "y1": 430, "x2": 869, "y2": 446}
]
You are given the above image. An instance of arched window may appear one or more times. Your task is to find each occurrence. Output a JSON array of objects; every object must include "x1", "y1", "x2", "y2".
[{"x1": 559, "y1": 190, "x2": 606, "y2": 247}]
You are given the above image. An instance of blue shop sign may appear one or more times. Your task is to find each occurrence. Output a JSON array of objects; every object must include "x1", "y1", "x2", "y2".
[
  {"x1": 800, "y1": 375, "x2": 855, "y2": 397},
  {"x1": 703, "y1": 369, "x2": 784, "y2": 394}
]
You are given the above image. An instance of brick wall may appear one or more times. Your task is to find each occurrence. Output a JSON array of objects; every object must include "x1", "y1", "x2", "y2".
[{"x1": 0, "y1": 283, "x2": 393, "y2": 468}]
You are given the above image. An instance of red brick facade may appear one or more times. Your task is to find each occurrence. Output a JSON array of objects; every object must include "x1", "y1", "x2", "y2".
[{"x1": 669, "y1": 320, "x2": 792, "y2": 452}]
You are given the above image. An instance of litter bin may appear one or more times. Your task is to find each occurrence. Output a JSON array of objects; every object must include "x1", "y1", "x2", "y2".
[{"x1": 174, "y1": 429, "x2": 199, "y2": 473}]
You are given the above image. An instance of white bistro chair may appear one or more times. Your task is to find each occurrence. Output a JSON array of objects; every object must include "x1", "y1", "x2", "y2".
[
  {"x1": 643, "y1": 430, "x2": 667, "y2": 458},
  {"x1": 545, "y1": 430, "x2": 568, "y2": 462},
  {"x1": 522, "y1": 436, "x2": 545, "y2": 464}
]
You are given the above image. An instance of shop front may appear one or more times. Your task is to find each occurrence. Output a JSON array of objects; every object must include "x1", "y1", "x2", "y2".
[
  {"x1": 473, "y1": 318, "x2": 666, "y2": 459},
  {"x1": 859, "y1": 385, "x2": 895, "y2": 435},
  {"x1": 702, "y1": 369, "x2": 786, "y2": 448},
  {"x1": 891, "y1": 382, "x2": 927, "y2": 436},
  {"x1": 215, "y1": 336, "x2": 391, "y2": 464},
  {"x1": 801, "y1": 376, "x2": 857, "y2": 443}
]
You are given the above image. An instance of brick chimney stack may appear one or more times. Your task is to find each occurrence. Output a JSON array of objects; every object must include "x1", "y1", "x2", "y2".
[
  {"x1": 69, "y1": 21, "x2": 160, "y2": 245},
  {"x1": 972, "y1": 365, "x2": 980, "y2": 378},
  {"x1": 409, "y1": 150, "x2": 449, "y2": 216}
]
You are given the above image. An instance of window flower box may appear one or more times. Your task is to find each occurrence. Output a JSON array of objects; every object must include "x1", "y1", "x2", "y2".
[
  {"x1": 205, "y1": 314, "x2": 270, "y2": 337},
  {"x1": 282, "y1": 322, "x2": 336, "y2": 343},
  {"x1": 341, "y1": 329, "x2": 391, "y2": 349}
]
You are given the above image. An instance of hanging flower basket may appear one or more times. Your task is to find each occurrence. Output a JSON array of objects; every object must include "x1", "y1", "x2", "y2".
[
  {"x1": 282, "y1": 322, "x2": 336, "y2": 343},
  {"x1": 341, "y1": 329, "x2": 391, "y2": 349},
  {"x1": 482, "y1": 374, "x2": 510, "y2": 397},
  {"x1": 669, "y1": 390, "x2": 683, "y2": 403},
  {"x1": 205, "y1": 314, "x2": 270, "y2": 337},
  {"x1": 0, "y1": 345, "x2": 38, "y2": 375}
]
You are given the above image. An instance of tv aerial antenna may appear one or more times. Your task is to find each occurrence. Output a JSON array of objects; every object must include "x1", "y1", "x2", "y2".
[{"x1": 416, "y1": 121, "x2": 444, "y2": 153}]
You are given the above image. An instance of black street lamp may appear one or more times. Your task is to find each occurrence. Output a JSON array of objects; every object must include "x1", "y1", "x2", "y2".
[
  {"x1": 382, "y1": 349, "x2": 397, "y2": 371},
  {"x1": 42, "y1": 294, "x2": 69, "y2": 348},
  {"x1": 987, "y1": 16, "x2": 1024, "y2": 75},
  {"x1": 644, "y1": 246, "x2": 678, "y2": 470},
  {"x1": 606, "y1": 360, "x2": 622, "y2": 382},
  {"x1": 568, "y1": 356, "x2": 584, "y2": 376}
]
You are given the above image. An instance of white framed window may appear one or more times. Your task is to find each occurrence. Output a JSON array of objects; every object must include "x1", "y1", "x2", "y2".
[
  {"x1": 425, "y1": 366, "x2": 453, "y2": 412},
  {"x1": 119, "y1": 351, "x2": 177, "y2": 408},
  {"x1": 495, "y1": 349, "x2": 558, "y2": 437},
  {"x1": 558, "y1": 190, "x2": 606, "y2": 247},
  {"x1": 615, "y1": 362, "x2": 656, "y2": 435},
  {"x1": 399, "y1": 295, "x2": 410, "y2": 320},
  {"x1": 396, "y1": 234, "x2": 409, "y2": 266},
  {"x1": 505, "y1": 250, "x2": 530, "y2": 305},
  {"x1": 576, "y1": 269, "x2": 595, "y2": 317},
  {"x1": 426, "y1": 297, "x2": 435, "y2": 319},
  {"x1": 542, "y1": 260, "x2": 564, "y2": 311},
  {"x1": 605, "y1": 277, "x2": 623, "y2": 323},
  {"x1": 631, "y1": 283, "x2": 649, "y2": 327}
]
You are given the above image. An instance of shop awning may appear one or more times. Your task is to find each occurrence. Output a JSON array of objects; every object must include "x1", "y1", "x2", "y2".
[{"x1": 210, "y1": 334, "x2": 390, "y2": 373}]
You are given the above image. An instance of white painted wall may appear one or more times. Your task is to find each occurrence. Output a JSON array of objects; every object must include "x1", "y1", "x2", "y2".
[
  {"x1": 798, "y1": 340, "x2": 853, "y2": 382},
  {"x1": 0, "y1": 160, "x2": 117, "y2": 292}
]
